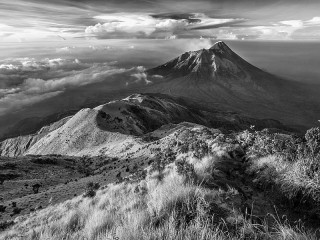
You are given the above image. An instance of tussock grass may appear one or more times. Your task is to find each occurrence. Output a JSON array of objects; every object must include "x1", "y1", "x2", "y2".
[
  {"x1": 1, "y1": 152, "x2": 318, "y2": 240},
  {"x1": 248, "y1": 155, "x2": 320, "y2": 205}
]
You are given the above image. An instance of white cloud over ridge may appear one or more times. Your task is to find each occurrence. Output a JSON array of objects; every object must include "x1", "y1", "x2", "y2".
[{"x1": 130, "y1": 66, "x2": 152, "y2": 85}]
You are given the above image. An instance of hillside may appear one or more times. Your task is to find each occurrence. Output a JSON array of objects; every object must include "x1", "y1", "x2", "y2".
[
  {"x1": 0, "y1": 93, "x2": 288, "y2": 157},
  {"x1": 1, "y1": 124, "x2": 320, "y2": 239}
]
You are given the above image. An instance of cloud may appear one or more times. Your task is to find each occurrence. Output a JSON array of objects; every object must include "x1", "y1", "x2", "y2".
[
  {"x1": 0, "y1": 58, "x2": 90, "y2": 88},
  {"x1": 307, "y1": 17, "x2": 320, "y2": 25},
  {"x1": 85, "y1": 13, "x2": 241, "y2": 39},
  {"x1": 280, "y1": 20, "x2": 304, "y2": 28},
  {"x1": 20, "y1": 66, "x2": 127, "y2": 95},
  {"x1": 165, "y1": 35, "x2": 178, "y2": 40},
  {"x1": 55, "y1": 46, "x2": 76, "y2": 53},
  {"x1": 0, "y1": 56, "x2": 153, "y2": 115},
  {"x1": 1, "y1": 0, "x2": 320, "y2": 42},
  {"x1": 85, "y1": 13, "x2": 190, "y2": 39},
  {"x1": 203, "y1": 16, "x2": 320, "y2": 41},
  {"x1": 0, "y1": 91, "x2": 62, "y2": 114},
  {"x1": 276, "y1": 16, "x2": 320, "y2": 39},
  {"x1": 130, "y1": 66, "x2": 152, "y2": 85}
]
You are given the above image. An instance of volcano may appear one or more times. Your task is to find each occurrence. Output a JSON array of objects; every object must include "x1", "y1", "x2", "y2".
[{"x1": 145, "y1": 41, "x2": 318, "y2": 130}]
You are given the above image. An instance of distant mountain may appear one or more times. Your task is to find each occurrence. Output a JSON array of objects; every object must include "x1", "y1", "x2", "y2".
[
  {"x1": 146, "y1": 41, "x2": 319, "y2": 130},
  {"x1": 148, "y1": 41, "x2": 260, "y2": 78},
  {"x1": 0, "y1": 93, "x2": 287, "y2": 157}
]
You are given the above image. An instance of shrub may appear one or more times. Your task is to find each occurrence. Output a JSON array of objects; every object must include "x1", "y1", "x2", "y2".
[
  {"x1": 304, "y1": 127, "x2": 320, "y2": 174},
  {"x1": 84, "y1": 182, "x2": 100, "y2": 198},
  {"x1": 305, "y1": 127, "x2": 320, "y2": 158},
  {"x1": 150, "y1": 148, "x2": 177, "y2": 181},
  {"x1": 150, "y1": 154, "x2": 166, "y2": 181},
  {"x1": 237, "y1": 128, "x2": 300, "y2": 161},
  {"x1": 190, "y1": 139, "x2": 209, "y2": 159},
  {"x1": 116, "y1": 172, "x2": 123, "y2": 182},
  {"x1": 12, "y1": 207, "x2": 22, "y2": 215},
  {"x1": 0, "y1": 205, "x2": 6, "y2": 213},
  {"x1": 76, "y1": 157, "x2": 94, "y2": 176},
  {"x1": 0, "y1": 220, "x2": 14, "y2": 231},
  {"x1": 175, "y1": 159, "x2": 197, "y2": 184},
  {"x1": 32, "y1": 183, "x2": 41, "y2": 194}
]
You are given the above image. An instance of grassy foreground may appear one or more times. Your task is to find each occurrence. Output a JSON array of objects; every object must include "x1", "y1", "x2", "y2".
[{"x1": 1, "y1": 126, "x2": 320, "y2": 240}]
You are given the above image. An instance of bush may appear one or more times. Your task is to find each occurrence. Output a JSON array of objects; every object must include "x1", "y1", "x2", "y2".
[
  {"x1": 76, "y1": 157, "x2": 94, "y2": 176},
  {"x1": 175, "y1": 159, "x2": 197, "y2": 184},
  {"x1": 12, "y1": 207, "x2": 22, "y2": 215},
  {"x1": 32, "y1": 183, "x2": 41, "y2": 194},
  {"x1": 151, "y1": 154, "x2": 165, "y2": 181},
  {"x1": 237, "y1": 128, "x2": 300, "y2": 161},
  {"x1": 0, "y1": 205, "x2": 6, "y2": 212},
  {"x1": 150, "y1": 148, "x2": 176, "y2": 181},
  {"x1": 83, "y1": 182, "x2": 100, "y2": 198},
  {"x1": 305, "y1": 127, "x2": 320, "y2": 158},
  {"x1": 190, "y1": 139, "x2": 209, "y2": 159},
  {"x1": 0, "y1": 220, "x2": 14, "y2": 231}
]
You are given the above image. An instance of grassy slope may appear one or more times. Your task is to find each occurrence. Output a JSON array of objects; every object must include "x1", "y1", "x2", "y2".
[
  {"x1": 1, "y1": 128, "x2": 319, "y2": 240},
  {"x1": 0, "y1": 155, "x2": 150, "y2": 223}
]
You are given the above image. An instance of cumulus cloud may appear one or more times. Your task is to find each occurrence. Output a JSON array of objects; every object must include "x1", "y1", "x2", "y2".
[
  {"x1": 85, "y1": 13, "x2": 241, "y2": 39},
  {"x1": 268, "y1": 16, "x2": 320, "y2": 40},
  {"x1": 0, "y1": 58, "x2": 86, "y2": 74},
  {"x1": 204, "y1": 16, "x2": 320, "y2": 41},
  {"x1": 306, "y1": 17, "x2": 320, "y2": 25},
  {"x1": 130, "y1": 66, "x2": 152, "y2": 85}
]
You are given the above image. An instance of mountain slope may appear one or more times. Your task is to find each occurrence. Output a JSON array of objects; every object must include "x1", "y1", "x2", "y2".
[
  {"x1": 0, "y1": 93, "x2": 287, "y2": 157},
  {"x1": 145, "y1": 41, "x2": 317, "y2": 130},
  {"x1": 2, "y1": 124, "x2": 320, "y2": 240}
]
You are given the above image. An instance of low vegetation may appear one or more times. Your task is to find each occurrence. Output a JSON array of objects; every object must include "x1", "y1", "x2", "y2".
[
  {"x1": 238, "y1": 127, "x2": 320, "y2": 214},
  {"x1": 0, "y1": 154, "x2": 146, "y2": 223},
  {"x1": 1, "y1": 126, "x2": 320, "y2": 239}
]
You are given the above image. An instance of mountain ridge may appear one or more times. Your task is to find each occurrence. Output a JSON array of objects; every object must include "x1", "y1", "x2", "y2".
[{"x1": 0, "y1": 93, "x2": 289, "y2": 157}]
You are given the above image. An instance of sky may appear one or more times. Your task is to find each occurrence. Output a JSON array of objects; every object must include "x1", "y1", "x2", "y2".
[
  {"x1": 0, "y1": 0, "x2": 320, "y2": 136},
  {"x1": 1, "y1": 0, "x2": 320, "y2": 42}
]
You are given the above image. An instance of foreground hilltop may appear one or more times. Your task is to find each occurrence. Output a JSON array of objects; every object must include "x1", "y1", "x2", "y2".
[{"x1": 1, "y1": 120, "x2": 320, "y2": 239}]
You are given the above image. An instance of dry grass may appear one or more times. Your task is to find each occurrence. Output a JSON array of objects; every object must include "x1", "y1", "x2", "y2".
[
  {"x1": 248, "y1": 155, "x2": 320, "y2": 204},
  {"x1": 1, "y1": 153, "x2": 318, "y2": 240}
]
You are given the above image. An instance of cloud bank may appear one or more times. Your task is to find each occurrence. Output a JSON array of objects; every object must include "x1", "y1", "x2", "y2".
[{"x1": 0, "y1": 57, "x2": 150, "y2": 115}]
